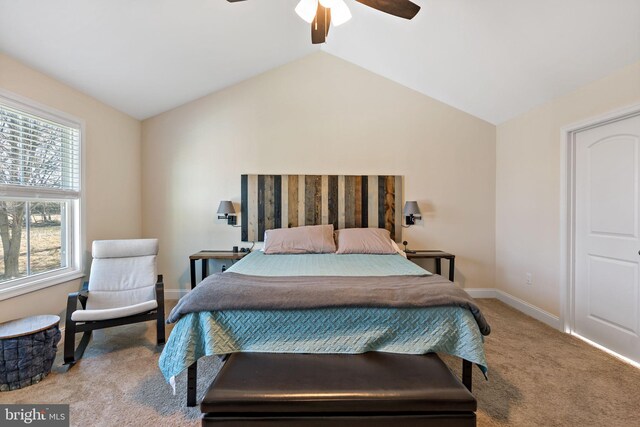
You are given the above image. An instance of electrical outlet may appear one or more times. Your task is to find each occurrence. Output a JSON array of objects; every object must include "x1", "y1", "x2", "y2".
[{"x1": 525, "y1": 273, "x2": 533, "y2": 286}]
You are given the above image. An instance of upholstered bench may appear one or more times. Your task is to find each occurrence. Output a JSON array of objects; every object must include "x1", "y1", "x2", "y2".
[{"x1": 201, "y1": 352, "x2": 477, "y2": 426}]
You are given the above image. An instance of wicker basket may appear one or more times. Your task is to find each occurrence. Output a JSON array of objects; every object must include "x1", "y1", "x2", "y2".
[{"x1": 0, "y1": 323, "x2": 61, "y2": 391}]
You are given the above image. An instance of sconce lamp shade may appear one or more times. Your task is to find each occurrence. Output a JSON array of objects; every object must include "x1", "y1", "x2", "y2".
[
  {"x1": 217, "y1": 201, "x2": 236, "y2": 215},
  {"x1": 403, "y1": 201, "x2": 421, "y2": 226},
  {"x1": 403, "y1": 201, "x2": 421, "y2": 216},
  {"x1": 217, "y1": 201, "x2": 237, "y2": 225}
]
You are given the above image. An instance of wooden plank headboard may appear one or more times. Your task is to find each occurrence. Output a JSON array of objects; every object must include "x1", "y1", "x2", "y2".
[{"x1": 241, "y1": 175, "x2": 403, "y2": 242}]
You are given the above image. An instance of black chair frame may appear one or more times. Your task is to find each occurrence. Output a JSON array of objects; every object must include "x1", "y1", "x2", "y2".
[{"x1": 64, "y1": 274, "x2": 165, "y2": 365}]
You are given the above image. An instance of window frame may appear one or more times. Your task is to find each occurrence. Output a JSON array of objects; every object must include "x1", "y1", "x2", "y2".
[{"x1": 0, "y1": 89, "x2": 85, "y2": 301}]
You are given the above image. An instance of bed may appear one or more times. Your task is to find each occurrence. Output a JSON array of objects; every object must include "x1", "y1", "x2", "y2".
[
  {"x1": 159, "y1": 174, "x2": 491, "y2": 406},
  {"x1": 159, "y1": 250, "x2": 489, "y2": 404}
]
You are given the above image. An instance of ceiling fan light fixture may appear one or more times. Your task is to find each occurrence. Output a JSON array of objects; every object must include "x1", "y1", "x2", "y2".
[
  {"x1": 230, "y1": 0, "x2": 420, "y2": 44},
  {"x1": 318, "y1": 0, "x2": 336, "y2": 7},
  {"x1": 329, "y1": 0, "x2": 351, "y2": 26},
  {"x1": 295, "y1": 0, "x2": 318, "y2": 24}
]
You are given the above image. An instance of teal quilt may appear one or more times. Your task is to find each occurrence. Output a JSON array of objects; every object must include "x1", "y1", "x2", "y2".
[
  {"x1": 159, "y1": 253, "x2": 487, "y2": 385},
  {"x1": 159, "y1": 306, "x2": 487, "y2": 384}
]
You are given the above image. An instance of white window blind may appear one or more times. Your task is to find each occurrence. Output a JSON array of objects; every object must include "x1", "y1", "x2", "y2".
[
  {"x1": 0, "y1": 103, "x2": 80, "y2": 198},
  {"x1": 0, "y1": 94, "x2": 83, "y2": 300}
]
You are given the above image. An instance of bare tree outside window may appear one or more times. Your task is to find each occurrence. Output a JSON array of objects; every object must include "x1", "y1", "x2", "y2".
[{"x1": 0, "y1": 201, "x2": 25, "y2": 279}]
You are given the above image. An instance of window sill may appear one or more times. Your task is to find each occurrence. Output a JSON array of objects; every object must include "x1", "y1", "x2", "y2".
[{"x1": 0, "y1": 270, "x2": 85, "y2": 302}]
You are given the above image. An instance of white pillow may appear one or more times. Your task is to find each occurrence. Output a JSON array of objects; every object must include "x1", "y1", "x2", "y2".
[
  {"x1": 335, "y1": 228, "x2": 397, "y2": 254},
  {"x1": 263, "y1": 225, "x2": 336, "y2": 254}
]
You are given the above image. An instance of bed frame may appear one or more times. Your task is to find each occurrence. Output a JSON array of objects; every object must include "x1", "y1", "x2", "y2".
[{"x1": 184, "y1": 173, "x2": 473, "y2": 407}]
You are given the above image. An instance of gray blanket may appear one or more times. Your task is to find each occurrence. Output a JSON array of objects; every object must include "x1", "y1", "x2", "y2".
[{"x1": 167, "y1": 272, "x2": 491, "y2": 335}]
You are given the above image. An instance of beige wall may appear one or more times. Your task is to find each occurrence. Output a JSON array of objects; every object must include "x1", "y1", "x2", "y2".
[
  {"x1": 4, "y1": 48, "x2": 635, "y2": 326},
  {"x1": 0, "y1": 53, "x2": 142, "y2": 322},
  {"x1": 142, "y1": 52, "x2": 496, "y2": 296},
  {"x1": 496, "y1": 61, "x2": 640, "y2": 317}
]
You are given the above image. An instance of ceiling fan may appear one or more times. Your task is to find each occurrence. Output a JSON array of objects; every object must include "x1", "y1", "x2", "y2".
[{"x1": 227, "y1": 0, "x2": 421, "y2": 44}]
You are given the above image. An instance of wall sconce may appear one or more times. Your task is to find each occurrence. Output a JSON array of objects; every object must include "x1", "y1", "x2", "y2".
[
  {"x1": 217, "y1": 201, "x2": 237, "y2": 226},
  {"x1": 403, "y1": 201, "x2": 422, "y2": 226}
]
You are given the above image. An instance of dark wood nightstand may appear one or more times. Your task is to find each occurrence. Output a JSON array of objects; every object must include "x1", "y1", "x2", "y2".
[
  {"x1": 189, "y1": 250, "x2": 249, "y2": 289},
  {"x1": 405, "y1": 250, "x2": 455, "y2": 281}
]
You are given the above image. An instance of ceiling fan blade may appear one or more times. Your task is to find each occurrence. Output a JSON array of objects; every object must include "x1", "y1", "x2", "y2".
[
  {"x1": 311, "y1": 4, "x2": 331, "y2": 44},
  {"x1": 355, "y1": 0, "x2": 420, "y2": 20},
  {"x1": 226, "y1": 0, "x2": 247, "y2": 2}
]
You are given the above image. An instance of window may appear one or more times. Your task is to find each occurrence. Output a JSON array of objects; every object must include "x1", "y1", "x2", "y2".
[{"x1": 0, "y1": 92, "x2": 83, "y2": 299}]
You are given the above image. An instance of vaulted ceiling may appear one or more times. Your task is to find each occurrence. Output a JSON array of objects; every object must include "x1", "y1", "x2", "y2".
[{"x1": 1, "y1": 0, "x2": 638, "y2": 124}]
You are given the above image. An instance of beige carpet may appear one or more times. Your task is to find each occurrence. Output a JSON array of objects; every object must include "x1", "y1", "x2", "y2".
[{"x1": 2, "y1": 299, "x2": 639, "y2": 426}]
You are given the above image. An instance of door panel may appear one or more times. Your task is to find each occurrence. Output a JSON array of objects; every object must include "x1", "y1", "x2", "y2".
[
  {"x1": 588, "y1": 136, "x2": 637, "y2": 237},
  {"x1": 574, "y1": 114, "x2": 640, "y2": 363},
  {"x1": 587, "y1": 255, "x2": 638, "y2": 334}
]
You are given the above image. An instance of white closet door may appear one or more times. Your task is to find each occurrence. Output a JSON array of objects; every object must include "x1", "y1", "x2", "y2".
[{"x1": 574, "y1": 114, "x2": 640, "y2": 363}]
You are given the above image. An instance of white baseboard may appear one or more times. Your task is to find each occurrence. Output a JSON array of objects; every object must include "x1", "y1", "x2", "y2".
[
  {"x1": 464, "y1": 288, "x2": 497, "y2": 299},
  {"x1": 58, "y1": 326, "x2": 66, "y2": 345},
  {"x1": 465, "y1": 287, "x2": 561, "y2": 330},
  {"x1": 495, "y1": 289, "x2": 561, "y2": 330}
]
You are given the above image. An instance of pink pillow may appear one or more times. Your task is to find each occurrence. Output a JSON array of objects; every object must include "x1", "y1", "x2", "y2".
[
  {"x1": 335, "y1": 228, "x2": 397, "y2": 254},
  {"x1": 263, "y1": 225, "x2": 336, "y2": 254}
]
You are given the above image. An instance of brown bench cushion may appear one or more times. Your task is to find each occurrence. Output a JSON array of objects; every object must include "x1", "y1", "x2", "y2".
[{"x1": 201, "y1": 352, "x2": 476, "y2": 414}]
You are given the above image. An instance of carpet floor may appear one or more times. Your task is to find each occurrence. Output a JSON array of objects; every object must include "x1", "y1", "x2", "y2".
[{"x1": 2, "y1": 299, "x2": 639, "y2": 426}]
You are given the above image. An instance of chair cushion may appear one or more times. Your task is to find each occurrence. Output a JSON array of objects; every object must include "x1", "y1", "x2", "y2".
[
  {"x1": 92, "y1": 239, "x2": 158, "y2": 259},
  {"x1": 87, "y1": 256, "x2": 157, "y2": 309},
  {"x1": 201, "y1": 352, "x2": 477, "y2": 414},
  {"x1": 71, "y1": 300, "x2": 158, "y2": 322}
]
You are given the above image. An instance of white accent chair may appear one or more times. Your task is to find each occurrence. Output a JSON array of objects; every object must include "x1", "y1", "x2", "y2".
[{"x1": 64, "y1": 239, "x2": 165, "y2": 365}]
